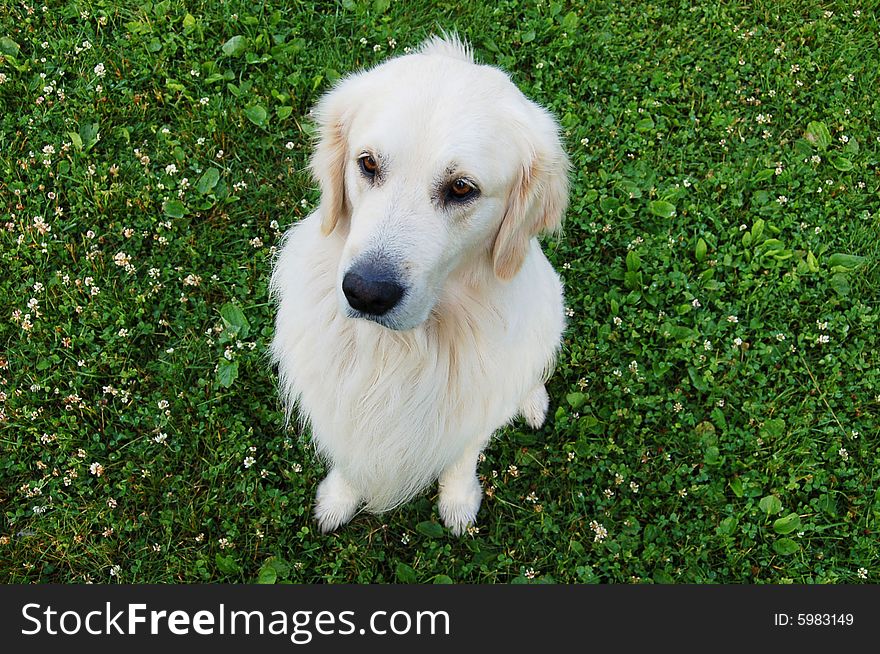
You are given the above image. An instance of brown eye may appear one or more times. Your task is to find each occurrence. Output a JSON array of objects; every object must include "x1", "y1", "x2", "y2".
[
  {"x1": 358, "y1": 154, "x2": 378, "y2": 178},
  {"x1": 447, "y1": 178, "x2": 477, "y2": 202}
]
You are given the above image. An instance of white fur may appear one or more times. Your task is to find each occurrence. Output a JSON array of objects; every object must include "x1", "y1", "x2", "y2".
[{"x1": 270, "y1": 36, "x2": 569, "y2": 535}]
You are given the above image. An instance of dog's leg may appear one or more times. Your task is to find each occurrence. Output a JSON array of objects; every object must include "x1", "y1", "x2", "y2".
[
  {"x1": 519, "y1": 383, "x2": 549, "y2": 429},
  {"x1": 438, "y1": 445, "x2": 484, "y2": 536},
  {"x1": 314, "y1": 468, "x2": 361, "y2": 533}
]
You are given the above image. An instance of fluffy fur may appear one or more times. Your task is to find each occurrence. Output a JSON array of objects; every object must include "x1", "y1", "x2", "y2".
[{"x1": 270, "y1": 35, "x2": 569, "y2": 534}]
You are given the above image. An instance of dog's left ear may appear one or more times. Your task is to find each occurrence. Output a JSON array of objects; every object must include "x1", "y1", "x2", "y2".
[
  {"x1": 309, "y1": 76, "x2": 360, "y2": 236},
  {"x1": 492, "y1": 105, "x2": 569, "y2": 281}
]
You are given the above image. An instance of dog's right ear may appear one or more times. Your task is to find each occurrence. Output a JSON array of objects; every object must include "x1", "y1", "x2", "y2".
[{"x1": 309, "y1": 77, "x2": 359, "y2": 235}]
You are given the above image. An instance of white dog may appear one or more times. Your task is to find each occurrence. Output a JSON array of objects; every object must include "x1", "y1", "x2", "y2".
[{"x1": 270, "y1": 35, "x2": 569, "y2": 534}]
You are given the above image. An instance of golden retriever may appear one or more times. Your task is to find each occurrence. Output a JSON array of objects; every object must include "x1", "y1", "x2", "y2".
[{"x1": 270, "y1": 35, "x2": 569, "y2": 534}]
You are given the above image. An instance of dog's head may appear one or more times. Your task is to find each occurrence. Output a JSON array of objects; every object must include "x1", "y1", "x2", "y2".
[{"x1": 311, "y1": 34, "x2": 569, "y2": 330}]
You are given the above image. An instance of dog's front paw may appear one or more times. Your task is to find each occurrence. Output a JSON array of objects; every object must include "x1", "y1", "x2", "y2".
[
  {"x1": 520, "y1": 384, "x2": 549, "y2": 429},
  {"x1": 314, "y1": 469, "x2": 361, "y2": 533},
  {"x1": 438, "y1": 474, "x2": 482, "y2": 536}
]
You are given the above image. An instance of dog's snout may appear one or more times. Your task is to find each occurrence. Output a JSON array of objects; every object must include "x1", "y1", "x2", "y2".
[{"x1": 342, "y1": 264, "x2": 404, "y2": 316}]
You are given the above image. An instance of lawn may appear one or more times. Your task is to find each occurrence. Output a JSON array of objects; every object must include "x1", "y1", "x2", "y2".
[{"x1": 1, "y1": 0, "x2": 878, "y2": 583}]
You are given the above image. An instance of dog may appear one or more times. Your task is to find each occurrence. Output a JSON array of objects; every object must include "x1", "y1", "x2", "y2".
[{"x1": 270, "y1": 34, "x2": 569, "y2": 534}]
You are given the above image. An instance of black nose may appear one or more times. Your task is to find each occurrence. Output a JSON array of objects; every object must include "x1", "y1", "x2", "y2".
[{"x1": 342, "y1": 266, "x2": 404, "y2": 316}]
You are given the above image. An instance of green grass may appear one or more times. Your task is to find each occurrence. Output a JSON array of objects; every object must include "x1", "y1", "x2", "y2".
[{"x1": 1, "y1": 0, "x2": 879, "y2": 584}]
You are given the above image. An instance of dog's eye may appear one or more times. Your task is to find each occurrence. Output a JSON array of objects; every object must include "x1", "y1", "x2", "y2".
[
  {"x1": 447, "y1": 178, "x2": 478, "y2": 202},
  {"x1": 358, "y1": 154, "x2": 378, "y2": 179}
]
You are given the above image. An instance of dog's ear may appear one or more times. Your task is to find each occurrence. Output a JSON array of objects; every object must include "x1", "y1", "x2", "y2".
[
  {"x1": 492, "y1": 106, "x2": 569, "y2": 281},
  {"x1": 310, "y1": 78, "x2": 359, "y2": 235}
]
